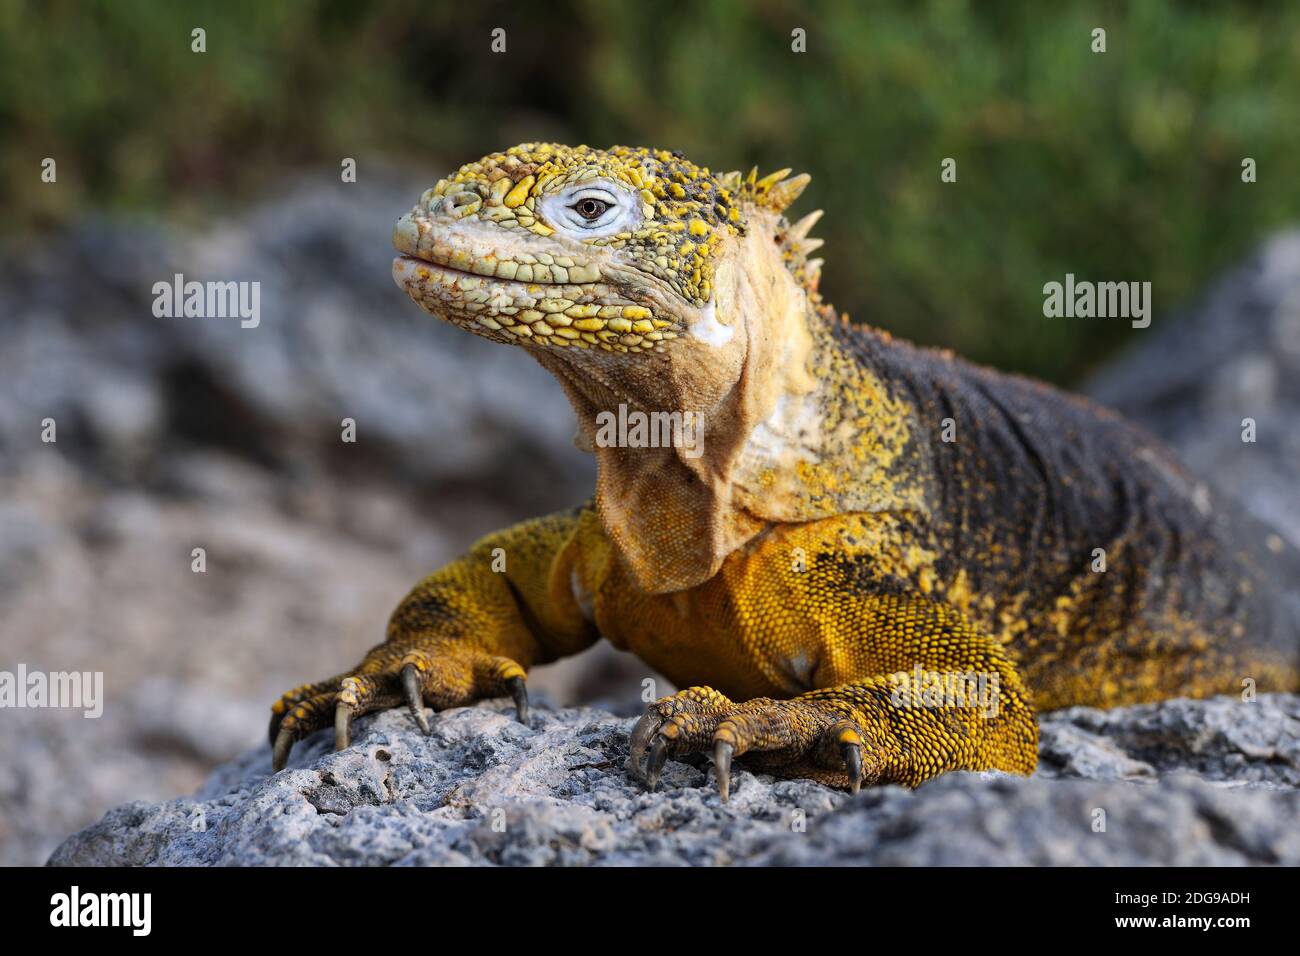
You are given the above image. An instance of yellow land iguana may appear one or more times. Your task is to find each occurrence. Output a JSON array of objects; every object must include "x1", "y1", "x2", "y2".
[{"x1": 269, "y1": 144, "x2": 1300, "y2": 799}]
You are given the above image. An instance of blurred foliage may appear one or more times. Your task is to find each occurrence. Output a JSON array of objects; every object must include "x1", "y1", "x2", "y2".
[{"x1": 3, "y1": 0, "x2": 1299, "y2": 382}]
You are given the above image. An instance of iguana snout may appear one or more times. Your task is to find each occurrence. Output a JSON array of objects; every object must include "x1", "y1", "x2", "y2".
[{"x1": 397, "y1": 203, "x2": 666, "y2": 334}]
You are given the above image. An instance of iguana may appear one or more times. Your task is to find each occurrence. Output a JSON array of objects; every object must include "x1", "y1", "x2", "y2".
[{"x1": 269, "y1": 143, "x2": 1300, "y2": 798}]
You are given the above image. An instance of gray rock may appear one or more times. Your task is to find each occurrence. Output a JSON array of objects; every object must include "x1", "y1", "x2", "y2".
[
  {"x1": 48, "y1": 694, "x2": 1300, "y2": 867},
  {"x1": 0, "y1": 172, "x2": 593, "y2": 504},
  {"x1": 1088, "y1": 230, "x2": 1300, "y2": 545}
]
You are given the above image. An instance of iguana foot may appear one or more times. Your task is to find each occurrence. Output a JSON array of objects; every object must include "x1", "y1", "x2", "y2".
[
  {"x1": 268, "y1": 641, "x2": 529, "y2": 771},
  {"x1": 629, "y1": 686, "x2": 873, "y2": 801}
]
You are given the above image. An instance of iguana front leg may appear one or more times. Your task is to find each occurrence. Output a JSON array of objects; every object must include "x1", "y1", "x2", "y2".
[
  {"x1": 629, "y1": 594, "x2": 1038, "y2": 798},
  {"x1": 269, "y1": 507, "x2": 598, "y2": 770}
]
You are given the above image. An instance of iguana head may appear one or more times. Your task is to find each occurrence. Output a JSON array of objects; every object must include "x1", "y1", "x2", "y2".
[
  {"x1": 393, "y1": 143, "x2": 835, "y2": 591},
  {"x1": 393, "y1": 143, "x2": 821, "y2": 357}
]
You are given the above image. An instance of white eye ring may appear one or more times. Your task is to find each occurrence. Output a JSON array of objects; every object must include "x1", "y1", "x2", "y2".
[{"x1": 539, "y1": 180, "x2": 641, "y2": 238}]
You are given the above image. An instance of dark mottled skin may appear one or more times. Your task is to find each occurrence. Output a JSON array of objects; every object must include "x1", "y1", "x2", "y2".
[{"x1": 838, "y1": 316, "x2": 1300, "y2": 709}]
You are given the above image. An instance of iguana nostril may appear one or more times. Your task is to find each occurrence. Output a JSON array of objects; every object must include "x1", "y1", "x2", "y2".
[{"x1": 441, "y1": 189, "x2": 483, "y2": 219}]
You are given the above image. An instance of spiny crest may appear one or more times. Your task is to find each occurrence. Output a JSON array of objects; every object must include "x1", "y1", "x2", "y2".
[
  {"x1": 722, "y1": 165, "x2": 825, "y2": 295},
  {"x1": 722, "y1": 165, "x2": 812, "y2": 213}
]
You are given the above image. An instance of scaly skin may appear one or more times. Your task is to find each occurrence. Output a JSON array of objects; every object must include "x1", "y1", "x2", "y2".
[{"x1": 269, "y1": 144, "x2": 1300, "y2": 798}]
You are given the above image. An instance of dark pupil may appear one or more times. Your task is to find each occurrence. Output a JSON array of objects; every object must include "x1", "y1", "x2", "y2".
[{"x1": 577, "y1": 198, "x2": 607, "y2": 220}]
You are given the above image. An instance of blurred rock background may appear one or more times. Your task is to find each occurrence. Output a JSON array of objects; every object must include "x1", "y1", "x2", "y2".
[{"x1": 1, "y1": 1, "x2": 1299, "y2": 864}]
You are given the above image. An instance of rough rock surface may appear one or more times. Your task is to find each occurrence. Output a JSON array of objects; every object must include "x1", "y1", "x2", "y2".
[
  {"x1": 1087, "y1": 229, "x2": 1300, "y2": 546},
  {"x1": 50, "y1": 694, "x2": 1300, "y2": 866}
]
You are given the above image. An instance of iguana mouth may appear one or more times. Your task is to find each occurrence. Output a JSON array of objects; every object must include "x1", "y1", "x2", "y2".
[
  {"x1": 394, "y1": 211, "x2": 603, "y2": 284},
  {"x1": 393, "y1": 252, "x2": 491, "y2": 280},
  {"x1": 392, "y1": 254, "x2": 672, "y2": 351},
  {"x1": 395, "y1": 246, "x2": 603, "y2": 286}
]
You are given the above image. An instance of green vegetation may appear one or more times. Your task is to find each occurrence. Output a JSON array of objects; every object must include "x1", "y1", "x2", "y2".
[{"x1": 3, "y1": 0, "x2": 1298, "y2": 381}]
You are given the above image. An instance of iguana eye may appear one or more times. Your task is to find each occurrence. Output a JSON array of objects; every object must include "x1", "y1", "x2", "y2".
[
  {"x1": 539, "y1": 180, "x2": 639, "y2": 237},
  {"x1": 571, "y1": 197, "x2": 610, "y2": 221}
]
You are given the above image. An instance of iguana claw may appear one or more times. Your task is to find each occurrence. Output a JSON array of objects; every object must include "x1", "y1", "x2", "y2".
[
  {"x1": 401, "y1": 664, "x2": 431, "y2": 735},
  {"x1": 645, "y1": 735, "x2": 669, "y2": 790},
  {"x1": 842, "y1": 741, "x2": 863, "y2": 795},
  {"x1": 335, "y1": 700, "x2": 353, "y2": 751},
  {"x1": 628, "y1": 711, "x2": 663, "y2": 779},
  {"x1": 714, "y1": 740, "x2": 733, "y2": 802},
  {"x1": 272, "y1": 728, "x2": 294, "y2": 772},
  {"x1": 507, "y1": 676, "x2": 529, "y2": 726}
]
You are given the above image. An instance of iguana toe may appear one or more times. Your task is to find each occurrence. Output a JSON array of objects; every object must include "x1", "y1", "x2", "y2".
[
  {"x1": 631, "y1": 689, "x2": 875, "y2": 800},
  {"x1": 267, "y1": 641, "x2": 530, "y2": 772}
]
